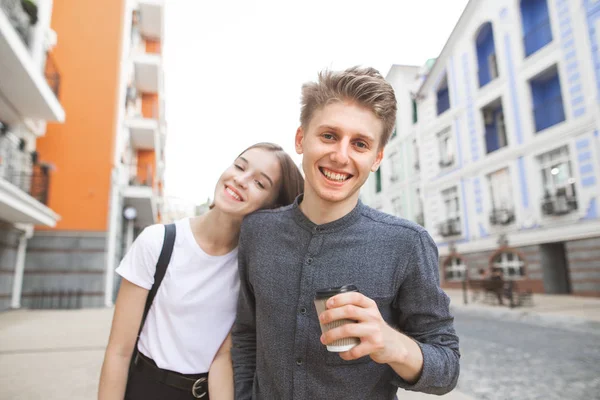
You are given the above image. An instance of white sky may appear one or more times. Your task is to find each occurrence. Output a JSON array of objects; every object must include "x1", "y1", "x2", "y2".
[{"x1": 162, "y1": 0, "x2": 469, "y2": 206}]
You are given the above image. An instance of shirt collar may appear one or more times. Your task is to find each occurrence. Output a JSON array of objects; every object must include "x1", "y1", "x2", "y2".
[{"x1": 292, "y1": 194, "x2": 363, "y2": 234}]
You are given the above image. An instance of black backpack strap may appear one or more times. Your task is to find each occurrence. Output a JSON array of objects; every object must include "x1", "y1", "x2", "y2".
[
  {"x1": 136, "y1": 223, "x2": 177, "y2": 339},
  {"x1": 129, "y1": 223, "x2": 176, "y2": 375}
]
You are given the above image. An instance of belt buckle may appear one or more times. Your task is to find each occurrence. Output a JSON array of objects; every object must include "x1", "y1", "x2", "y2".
[{"x1": 192, "y1": 377, "x2": 207, "y2": 398}]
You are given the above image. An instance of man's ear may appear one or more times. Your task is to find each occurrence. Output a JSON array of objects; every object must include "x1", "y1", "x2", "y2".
[
  {"x1": 371, "y1": 148, "x2": 384, "y2": 172},
  {"x1": 295, "y1": 127, "x2": 304, "y2": 155}
]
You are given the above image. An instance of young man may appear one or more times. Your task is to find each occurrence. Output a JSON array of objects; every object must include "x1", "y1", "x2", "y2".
[{"x1": 231, "y1": 67, "x2": 460, "y2": 399}]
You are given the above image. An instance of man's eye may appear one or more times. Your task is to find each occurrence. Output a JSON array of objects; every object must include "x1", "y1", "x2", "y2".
[
  {"x1": 355, "y1": 141, "x2": 367, "y2": 149},
  {"x1": 323, "y1": 133, "x2": 334, "y2": 140}
]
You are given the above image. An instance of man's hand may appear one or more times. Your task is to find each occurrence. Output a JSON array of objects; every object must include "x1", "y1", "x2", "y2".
[
  {"x1": 318, "y1": 291, "x2": 404, "y2": 363},
  {"x1": 318, "y1": 291, "x2": 424, "y2": 383}
]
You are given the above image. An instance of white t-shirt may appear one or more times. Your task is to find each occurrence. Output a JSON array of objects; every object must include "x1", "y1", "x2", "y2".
[{"x1": 116, "y1": 218, "x2": 239, "y2": 374}]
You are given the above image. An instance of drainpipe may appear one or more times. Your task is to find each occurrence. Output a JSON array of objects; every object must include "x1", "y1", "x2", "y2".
[{"x1": 11, "y1": 224, "x2": 34, "y2": 309}]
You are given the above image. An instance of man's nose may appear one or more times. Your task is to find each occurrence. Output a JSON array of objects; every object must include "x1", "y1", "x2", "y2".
[{"x1": 330, "y1": 140, "x2": 350, "y2": 165}]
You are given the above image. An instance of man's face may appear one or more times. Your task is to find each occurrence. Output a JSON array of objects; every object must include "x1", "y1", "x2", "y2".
[{"x1": 295, "y1": 101, "x2": 384, "y2": 205}]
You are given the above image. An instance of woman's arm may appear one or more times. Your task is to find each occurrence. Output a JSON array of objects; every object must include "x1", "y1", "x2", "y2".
[
  {"x1": 98, "y1": 279, "x2": 148, "y2": 400},
  {"x1": 208, "y1": 332, "x2": 234, "y2": 400}
]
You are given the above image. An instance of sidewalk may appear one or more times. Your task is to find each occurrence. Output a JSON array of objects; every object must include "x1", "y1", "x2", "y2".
[
  {"x1": 445, "y1": 288, "x2": 600, "y2": 334},
  {"x1": 0, "y1": 307, "x2": 475, "y2": 400}
]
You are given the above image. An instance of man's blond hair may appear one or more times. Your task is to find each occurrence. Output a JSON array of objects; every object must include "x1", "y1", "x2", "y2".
[{"x1": 300, "y1": 66, "x2": 397, "y2": 147}]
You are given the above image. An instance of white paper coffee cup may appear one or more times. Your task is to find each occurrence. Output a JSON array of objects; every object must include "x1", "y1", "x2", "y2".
[{"x1": 314, "y1": 285, "x2": 360, "y2": 352}]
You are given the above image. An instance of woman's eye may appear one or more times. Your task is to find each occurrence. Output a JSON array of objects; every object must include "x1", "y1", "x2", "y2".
[
  {"x1": 234, "y1": 164, "x2": 244, "y2": 170},
  {"x1": 255, "y1": 180, "x2": 265, "y2": 189}
]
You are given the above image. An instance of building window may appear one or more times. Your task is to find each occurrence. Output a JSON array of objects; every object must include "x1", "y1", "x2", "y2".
[
  {"x1": 520, "y1": 0, "x2": 553, "y2": 57},
  {"x1": 482, "y1": 99, "x2": 508, "y2": 154},
  {"x1": 492, "y1": 251, "x2": 526, "y2": 279},
  {"x1": 445, "y1": 256, "x2": 467, "y2": 282},
  {"x1": 488, "y1": 168, "x2": 515, "y2": 225},
  {"x1": 530, "y1": 67, "x2": 565, "y2": 132},
  {"x1": 476, "y1": 22, "x2": 499, "y2": 87},
  {"x1": 538, "y1": 146, "x2": 578, "y2": 216},
  {"x1": 439, "y1": 186, "x2": 461, "y2": 237},
  {"x1": 436, "y1": 75, "x2": 451, "y2": 116},
  {"x1": 389, "y1": 152, "x2": 400, "y2": 183},
  {"x1": 437, "y1": 128, "x2": 455, "y2": 168},
  {"x1": 412, "y1": 98, "x2": 418, "y2": 124},
  {"x1": 391, "y1": 196, "x2": 402, "y2": 217},
  {"x1": 375, "y1": 168, "x2": 382, "y2": 193}
]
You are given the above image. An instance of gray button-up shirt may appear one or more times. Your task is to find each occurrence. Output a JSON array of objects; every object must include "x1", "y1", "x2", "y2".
[{"x1": 232, "y1": 197, "x2": 460, "y2": 399}]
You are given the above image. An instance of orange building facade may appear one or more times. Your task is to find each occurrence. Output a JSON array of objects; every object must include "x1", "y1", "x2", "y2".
[{"x1": 1, "y1": 0, "x2": 167, "y2": 310}]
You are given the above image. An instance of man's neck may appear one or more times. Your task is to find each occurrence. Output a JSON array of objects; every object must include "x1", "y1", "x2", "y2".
[{"x1": 299, "y1": 187, "x2": 359, "y2": 226}]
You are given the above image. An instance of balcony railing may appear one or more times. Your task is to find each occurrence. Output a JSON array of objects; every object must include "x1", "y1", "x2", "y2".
[
  {"x1": 1, "y1": 0, "x2": 37, "y2": 48},
  {"x1": 439, "y1": 156, "x2": 454, "y2": 168},
  {"x1": 2, "y1": 165, "x2": 52, "y2": 205},
  {"x1": 541, "y1": 189, "x2": 577, "y2": 216},
  {"x1": 44, "y1": 53, "x2": 61, "y2": 98},
  {"x1": 533, "y1": 96, "x2": 565, "y2": 132},
  {"x1": 523, "y1": 18, "x2": 552, "y2": 57},
  {"x1": 438, "y1": 218, "x2": 462, "y2": 237},
  {"x1": 489, "y1": 208, "x2": 515, "y2": 226}
]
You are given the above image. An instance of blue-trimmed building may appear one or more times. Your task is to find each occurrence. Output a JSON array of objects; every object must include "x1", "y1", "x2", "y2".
[{"x1": 365, "y1": 0, "x2": 600, "y2": 297}]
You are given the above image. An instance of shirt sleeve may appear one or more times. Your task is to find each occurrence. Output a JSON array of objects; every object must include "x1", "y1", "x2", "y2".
[
  {"x1": 231, "y1": 221, "x2": 257, "y2": 400},
  {"x1": 115, "y1": 224, "x2": 165, "y2": 290},
  {"x1": 391, "y1": 230, "x2": 461, "y2": 395}
]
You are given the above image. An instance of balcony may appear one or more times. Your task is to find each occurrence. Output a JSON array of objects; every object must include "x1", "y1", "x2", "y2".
[
  {"x1": 0, "y1": 163, "x2": 59, "y2": 226},
  {"x1": 122, "y1": 164, "x2": 158, "y2": 227},
  {"x1": 125, "y1": 95, "x2": 159, "y2": 150},
  {"x1": 0, "y1": 1, "x2": 64, "y2": 124},
  {"x1": 533, "y1": 96, "x2": 565, "y2": 132},
  {"x1": 489, "y1": 208, "x2": 515, "y2": 226},
  {"x1": 541, "y1": 189, "x2": 577, "y2": 216},
  {"x1": 133, "y1": 52, "x2": 160, "y2": 93},
  {"x1": 438, "y1": 218, "x2": 462, "y2": 237},
  {"x1": 138, "y1": 0, "x2": 164, "y2": 40},
  {"x1": 523, "y1": 18, "x2": 552, "y2": 57},
  {"x1": 438, "y1": 155, "x2": 454, "y2": 169}
]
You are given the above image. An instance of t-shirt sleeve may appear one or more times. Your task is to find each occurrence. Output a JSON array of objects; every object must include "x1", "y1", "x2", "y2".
[{"x1": 115, "y1": 224, "x2": 165, "y2": 290}]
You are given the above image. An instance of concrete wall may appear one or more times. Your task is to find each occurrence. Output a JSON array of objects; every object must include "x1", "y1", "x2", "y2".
[
  {"x1": 0, "y1": 224, "x2": 21, "y2": 311},
  {"x1": 22, "y1": 231, "x2": 107, "y2": 308}
]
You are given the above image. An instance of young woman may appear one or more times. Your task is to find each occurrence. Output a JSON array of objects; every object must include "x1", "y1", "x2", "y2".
[{"x1": 98, "y1": 143, "x2": 304, "y2": 400}]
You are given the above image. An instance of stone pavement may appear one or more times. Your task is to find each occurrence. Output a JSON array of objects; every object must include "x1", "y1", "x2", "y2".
[
  {"x1": 0, "y1": 307, "x2": 477, "y2": 399},
  {"x1": 444, "y1": 288, "x2": 600, "y2": 335}
]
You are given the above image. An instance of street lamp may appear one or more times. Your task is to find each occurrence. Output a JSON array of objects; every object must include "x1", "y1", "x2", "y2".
[{"x1": 123, "y1": 206, "x2": 137, "y2": 250}]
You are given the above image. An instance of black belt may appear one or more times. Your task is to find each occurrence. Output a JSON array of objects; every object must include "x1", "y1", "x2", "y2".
[{"x1": 133, "y1": 352, "x2": 209, "y2": 399}]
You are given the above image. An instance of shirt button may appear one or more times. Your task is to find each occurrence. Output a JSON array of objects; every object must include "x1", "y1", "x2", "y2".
[
  {"x1": 296, "y1": 358, "x2": 303, "y2": 366},
  {"x1": 306, "y1": 257, "x2": 313, "y2": 265},
  {"x1": 300, "y1": 307, "x2": 307, "y2": 315}
]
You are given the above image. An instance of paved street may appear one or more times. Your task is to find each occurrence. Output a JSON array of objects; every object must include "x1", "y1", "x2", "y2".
[
  {"x1": 1, "y1": 291, "x2": 599, "y2": 399},
  {"x1": 452, "y1": 308, "x2": 600, "y2": 400}
]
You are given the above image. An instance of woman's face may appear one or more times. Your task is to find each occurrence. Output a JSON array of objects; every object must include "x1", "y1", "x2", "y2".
[{"x1": 213, "y1": 148, "x2": 282, "y2": 217}]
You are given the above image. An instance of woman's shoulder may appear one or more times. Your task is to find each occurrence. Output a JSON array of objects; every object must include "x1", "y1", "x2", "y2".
[{"x1": 135, "y1": 223, "x2": 167, "y2": 250}]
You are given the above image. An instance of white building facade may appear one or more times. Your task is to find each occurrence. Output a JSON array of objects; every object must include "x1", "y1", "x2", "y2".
[
  {"x1": 364, "y1": 0, "x2": 600, "y2": 297},
  {"x1": 0, "y1": 0, "x2": 64, "y2": 310}
]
